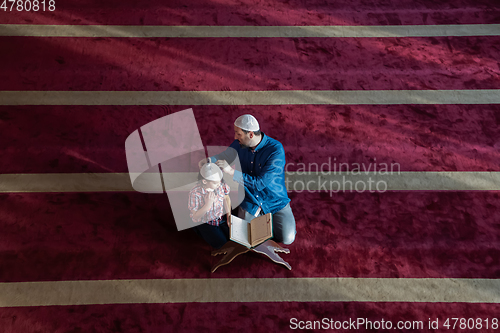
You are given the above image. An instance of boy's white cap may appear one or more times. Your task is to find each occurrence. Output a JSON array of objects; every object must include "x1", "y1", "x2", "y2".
[
  {"x1": 234, "y1": 114, "x2": 259, "y2": 132},
  {"x1": 200, "y1": 162, "x2": 223, "y2": 182}
]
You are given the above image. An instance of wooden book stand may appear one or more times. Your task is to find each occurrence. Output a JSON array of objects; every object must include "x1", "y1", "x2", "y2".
[{"x1": 210, "y1": 195, "x2": 291, "y2": 273}]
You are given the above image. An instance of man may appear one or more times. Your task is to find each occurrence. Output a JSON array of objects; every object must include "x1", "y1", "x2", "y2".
[{"x1": 199, "y1": 114, "x2": 296, "y2": 245}]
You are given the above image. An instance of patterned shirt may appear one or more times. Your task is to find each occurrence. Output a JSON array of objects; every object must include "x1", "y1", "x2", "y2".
[{"x1": 188, "y1": 180, "x2": 230, "y2": 226}]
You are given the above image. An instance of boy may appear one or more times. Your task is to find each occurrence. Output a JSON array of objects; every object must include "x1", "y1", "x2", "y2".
[{"x1": 188, "y1": 162, "x2": 231, "y2": 249}]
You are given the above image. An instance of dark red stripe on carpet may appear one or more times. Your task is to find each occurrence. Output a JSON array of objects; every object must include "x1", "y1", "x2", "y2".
[
  {"x1": 1, "y1": 302, "x2": 500, "y2": 333},
  {"x1": 2, "y1": 0, "x2": 499, "y2": 25},
  {"x1": 1, "y1": 105, "x2": 499, "y2": 174},
  {"x1": 1, "y1": 191, "x2": 499, "y2": 282},
  {"x1": 1, "y1": 36, "x2": 500, "y2": 91}
]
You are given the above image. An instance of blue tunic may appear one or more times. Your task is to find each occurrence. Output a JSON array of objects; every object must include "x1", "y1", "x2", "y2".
[{"x1": 210, "y1": 133, "x2": 290, "y2": 216}]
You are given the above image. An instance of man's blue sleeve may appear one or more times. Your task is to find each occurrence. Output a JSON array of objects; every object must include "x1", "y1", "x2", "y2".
[
  {"x1": 209, "y1": 140, "x2": 239, "y2": 163},
  {"x1": 232, "y1": 148, "x2": 285, "y2": 192}
]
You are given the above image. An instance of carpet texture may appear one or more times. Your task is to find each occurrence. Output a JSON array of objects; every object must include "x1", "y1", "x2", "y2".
[
  {"x1": 2, "y1": 302, "x2": 500, "y2": 333},
  {"x1": 1, "y1": 191, "x2": 499, "y2": 282},
  {"x1": 1, "y1": 36, "x2": 499, "y2": 91},
  {"x1": 1, "y1": 105, "x2": 500, "y2": 173}
]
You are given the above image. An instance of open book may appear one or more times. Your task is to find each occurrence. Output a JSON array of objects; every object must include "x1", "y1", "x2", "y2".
[{"x1": 229, "y1": 213, "x2": 273, "y2": 248}]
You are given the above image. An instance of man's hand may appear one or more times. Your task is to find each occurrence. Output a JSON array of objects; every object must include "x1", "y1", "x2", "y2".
[
  {"x1": 198, "y1": 157, "x2": 210, "y2": 169},
  {"x1": 216, "y1": 160, "x2": 234, "y2": 176}
]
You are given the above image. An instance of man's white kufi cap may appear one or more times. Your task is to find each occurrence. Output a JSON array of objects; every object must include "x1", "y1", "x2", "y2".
[
  {"x1": 234, "y1": 114, "x2": 260, "y2": 132},
  {"x1": 200, "y1": 162, "x2": 223, "y2": 182}
]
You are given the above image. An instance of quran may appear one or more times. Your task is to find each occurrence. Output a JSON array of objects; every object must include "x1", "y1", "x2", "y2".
[{"x1": 229, "y1": 213, "x2": 273, "y2": 248}]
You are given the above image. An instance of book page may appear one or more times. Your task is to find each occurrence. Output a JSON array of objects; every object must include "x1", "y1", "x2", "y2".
[
  {"x1": 230, "y1": 215, "x2": 251, "y2": 248},
  {"x1": 250, "y1": 213, "x2": 273, "y2": 247}
]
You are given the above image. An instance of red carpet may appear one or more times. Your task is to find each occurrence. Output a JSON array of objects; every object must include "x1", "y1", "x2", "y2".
[
  {"x1": 2, "y1": 36, "x2": 499, "y2": 91},
  {"x1": 1, "y1": 105, "x2": 500, "y2": 173},
  {"x1": 2, "y1": 302, "x2": 500, "y2": 333},
  {"x1": 1, "y1": 191, "x2": 499, "y2": 282}
]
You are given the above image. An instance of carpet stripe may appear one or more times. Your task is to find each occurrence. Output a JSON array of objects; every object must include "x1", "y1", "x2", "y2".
[
  {"x1": 1, "y1": 172, "x2": 500, "y2": 193},
  {"x1": 1, "y1": 278, "x2": 499, "y2": 307},
  {"x1": 1, "y1": 90, "x2": 500, "y2": 106},
  {"x1": 2, "y1": 24, "x2": 500, "y2": 38}
]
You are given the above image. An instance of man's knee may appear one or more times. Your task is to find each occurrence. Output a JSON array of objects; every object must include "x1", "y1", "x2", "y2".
[
  {"x1": 273, "y1": 203, "x2": 296, "y2": 245},
  {"x1": 281, "y1": 229, "x2": 296, "y2": 245},
  {"x1": 274, "y1": 223, "x2": 296, "y2": 245}
]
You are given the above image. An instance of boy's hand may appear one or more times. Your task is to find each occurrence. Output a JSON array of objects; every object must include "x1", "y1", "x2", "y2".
[{"x1": 204, "y1": 191, "x2": 216, "y2": 205}]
